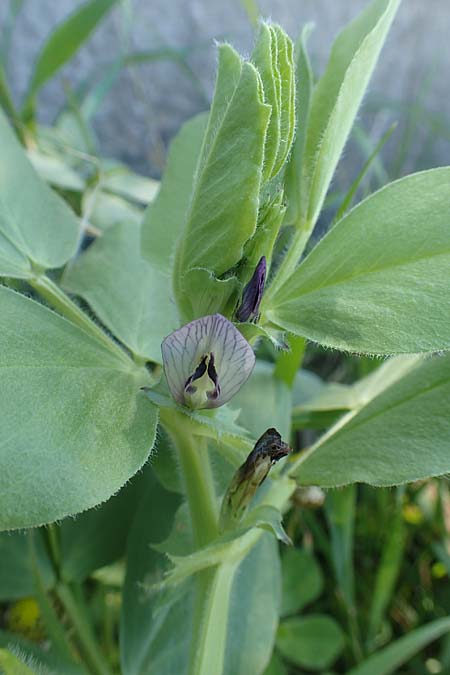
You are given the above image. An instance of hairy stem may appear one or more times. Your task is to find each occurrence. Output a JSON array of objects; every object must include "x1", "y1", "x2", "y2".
[
  {"x1": 162, "y1": 409, "x2": 218, "y2": 547},
  {"x1": 161, "y1": 409, "x2": 235, "y2": 675},
  {"x1": 161, "y1": 407, "x2": 296, "y2": 675}
]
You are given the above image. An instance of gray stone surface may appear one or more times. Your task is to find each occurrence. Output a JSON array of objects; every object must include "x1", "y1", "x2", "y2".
[{"x1": 2, "y1": 0, "x2": 450, "y2": 176}]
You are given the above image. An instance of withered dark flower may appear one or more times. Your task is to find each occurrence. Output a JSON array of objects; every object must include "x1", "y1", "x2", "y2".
[
  {"x1": 161, "y1": 314, "x2": 255, "y2": 410},
  {"x1": 220, "y1": 427, "x2": 291, "y2": 528},
  {"x1": 236, "y1": 255, "x2": 266, "y2": 323}
]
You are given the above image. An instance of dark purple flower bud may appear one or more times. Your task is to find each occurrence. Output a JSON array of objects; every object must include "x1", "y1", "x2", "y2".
[{"x1": 236, "y1": 256, "x2": 266, "y2": 323}]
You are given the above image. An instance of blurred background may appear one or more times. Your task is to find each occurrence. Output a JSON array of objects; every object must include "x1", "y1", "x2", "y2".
[{"x1": 2, "y1": 0, "x2": 449, "y2": 177}]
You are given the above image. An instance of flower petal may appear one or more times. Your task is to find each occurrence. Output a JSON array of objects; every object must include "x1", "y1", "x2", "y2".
[{"x1": 161, "y1": 314, "x2": 255, "y2": 409}]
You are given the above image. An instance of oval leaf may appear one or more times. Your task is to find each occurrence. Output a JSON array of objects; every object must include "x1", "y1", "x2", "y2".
[
  {"x1": 0, "y1": 286, "x2": 157, "y2": 530},
  {"x1": 276, "y1": 615, "x2": 345, "y2": 671},
  {"x1": 269, "y1": 169, "x2": 450, "y2": 354}
]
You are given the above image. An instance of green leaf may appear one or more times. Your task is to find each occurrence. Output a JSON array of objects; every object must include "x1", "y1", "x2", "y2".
[
  {"x1": 83, "y1": 189, "x2": 143, "y2": 232},
  {"x1": 292, "y1": 378, "x2": 354, "y2": 430},
  {"x1": 270, "y1": 25, "x2": 295, "y2": 177},
  {"x1": 181, "y1": 268, "x2": 240, "y2": 322},
  {"x1": 276, "y1": 615, "x2": 345, "y2": 670},
  {"x1": 367, "y1": 495, "x2": 406, "y2": 647},
  {"x1": 281, "y1": 548, "x2": 323, "y2": 616},
  {"x1": 251, "y1": 24, "x2": 295, "y2": 181},
  {"x1": 303, "y1": 0, "x2": 400, "y2": 226},
  {"x1": 159, "y1": 500, "x2": 291, "y2": 590},
  {"x1": 268, "y1": 169, "x2": 450, "y2": 354},
  {"x1": 140, "y1": 113, "x2": 207, "y2": 322},
  {"x1": 283, "y1": 25, "x2": 314, "y2": 227},
  {"x1": 0, "y1": 632, "x2": 87, "y2": 675},
  {"x1": 0, "y1": 64, "x2": 18, "y2": 122},
  {"x1": 262, "y1": 652, "x2": 288, "y2": 675},
  {"x1": 333, "y1": 122, "x2": 397, "y2": 223},
  {"x1": 0, "y1": 531, "x2": 55, "y2": 600},
  {"x1": 120, "y1": 470, "x2": 184, "y2": 675},
  {"x1": 59, "y1": 469, "x2": 148, "y2": 583},
  {"x1": 63, "y1": 221, "x2": 178, "y2": 363},
  {"x1": 274, "y1": 335, "x2": 306, "y2": 389},
  {"x1": 293, "y1": 356, "x2": 421, "y2": 421},
  {"x1": 26, "y1": 149, "x2": 85, "y2": 192},
  {"x1": 347, "y1": 617, "x2": 450, "y2": 675},
  {"x1": 224, "y1": 535, "x2": 281, "y2": 675},
  {"x1": 0, "y1": 110, "x2": 80, "y2": 278},
  {"x1": 242, "y1": 190, "x2": 285, "y2": 282},
  {"x1": 0, "y1": 649, "x2": 38, "y2": 674},
  {"x1": 100, "y1": 165, "x2": 159, "y2": 205},
  {"x1": 23, "y1": 0, "x2": 119, "y2": 114},
  {"x1": 146, "y1": 387, "x2": 253, "y2": 459},
  {"x1": 0, "y1": 285, "x2": 157, "y2": 530},
  {"x1": 173, "y1": 46, "x2": 271, "y2": 318},
  {"x1": 325, "y1": 485, "x2": 356, "y2": 608},
  {"x1": 141, "y1": 113, "x2": 207, "y2": 273},
  {"x1": 252, "y1": 24, "x2": 280, "y2": 182},
  {"x1": 230, "y1": 360, "x2": 292, "y2": 440},
  {"x1": 293, "y1": 352, "x2": 450, "y2": 487}
]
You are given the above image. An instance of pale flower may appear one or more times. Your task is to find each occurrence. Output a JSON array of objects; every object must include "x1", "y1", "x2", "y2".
[{"x1": 161, "y1": 314, "x2": 255, "y2": 410}]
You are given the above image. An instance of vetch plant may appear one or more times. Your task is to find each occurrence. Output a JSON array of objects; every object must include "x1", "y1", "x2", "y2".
[{"x1": 1, "y1": 0, "x2": 450, "y2": 673}]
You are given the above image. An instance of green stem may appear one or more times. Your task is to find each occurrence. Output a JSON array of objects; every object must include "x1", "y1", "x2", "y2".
[
  {"x1": 161, "y1": 409, "x2": 296, "y2": 675},
  {"x1": 263, "y1": 223, "x2": 311, "y2": 306},
  {"x1": 162, "y1": 409, "x2": 218, "y2": 546},
  {"x1": 189, "y1": 564, "x2": 239, "y2": 675},
  {"x1": 161, "y1": 409, "x2": 236, "y2": 675},
  {"x1": 29, "y1": 275, "x2": 131, "y2": 367},
  {"x1": 57, "y1": 584, "x2": 111, "y2": 675}
]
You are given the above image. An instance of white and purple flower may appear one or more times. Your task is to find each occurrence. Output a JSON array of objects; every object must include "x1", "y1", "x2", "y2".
[{"x1": 161, "y1": 314, "x2": 255, "y2": 410}]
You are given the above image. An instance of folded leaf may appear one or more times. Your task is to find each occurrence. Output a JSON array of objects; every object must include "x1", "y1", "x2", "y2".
[
  {"x1": 173, "y1": 46, "x2": 271, "y2": 317},
  {"x1": 283, "y1": 24, "x2": 314, "y2": 227}
]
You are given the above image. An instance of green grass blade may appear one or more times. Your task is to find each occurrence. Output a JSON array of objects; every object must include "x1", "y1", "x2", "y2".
[
  {"x1": 348, "y1": 617, "x2": 450, "y2": 675},
  {"x1": 23, "y1": 0, "x2": 119, "y2": 119}
]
